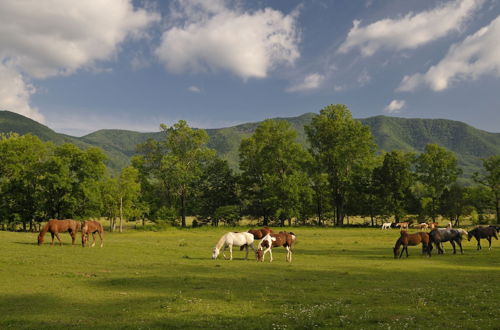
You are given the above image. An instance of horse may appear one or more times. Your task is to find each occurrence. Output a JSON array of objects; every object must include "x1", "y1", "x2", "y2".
[
  {"x1": 489, "y1": 225, "x2": 500, "y2": 233},
  {"x1": 393, "y1": 231, "x2": 430, "y2": 258},
  {"x1": 381, "y1": 222, "x2": 392, "y2": 230},
  {"x1": 412, "y1": 223, "x2": 429, "y2": 230},
  {"x1": 256, "y1": 231, "x2": 296, "y2": 262},
  {"x1": 429, "y1": 222, "x2": 439, "y2": 229},
  {"x1": 395, "y1": 222, "x2": 409, "y2": 231},
  {"x1": 248, "y1": 227, "x2": 274, "y2": 239},
  {"x1": 428, "y1": 229, "x2": 463, "y2": 255},
  {"x1": 468, "y1": 227, "x2": 498, "y2": 250},
  {"x1": 81, "y1": 221, "x2": 104, "y2": 248},
  {"x1": 38, "y1": 219, "x2": 81, "y2": 246},
  {"x1": 212, "y1": 232, "x2": 255, "y2": 260},
  {"x1": 446, "y1": 222, "x2": 453, "y2": 229}
]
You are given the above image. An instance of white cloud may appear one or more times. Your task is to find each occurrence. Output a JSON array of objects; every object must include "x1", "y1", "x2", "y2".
[
  {"x1": 156, "y1": 0, "x2": 300, "y2": 79},
  {"x1": 0, "y1": 0, "x2": 159, "y2": 121},
  {"x1": 398, "y1": 15, "x2": 500, "y2": 92},
  {"x1": 0, "y1": 62, "x2": 44, "y2": 122},
  {"x1": 286, "y1": 73, "x2": 324, "y2": 92},
  {"x1": 188, "y1": 85, "x2": 202, "y2": 93},
  {"x1": 384, "y1": 99, "x2": 406, "y2": 113},
  {"x1": 339, "y1": 0, "x2": 483, "y2": 56}
]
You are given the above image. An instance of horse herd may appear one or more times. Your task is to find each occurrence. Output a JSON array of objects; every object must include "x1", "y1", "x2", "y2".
[
  {"x1": 37, "y1": 219, "x2": 104, "y2": 247},
  {"x1": 392, "y1": 225, "x2": 499, "y2": 259},
  {"x1": 36, "y1": 218, "x2": 498, "y2": 261},
  {"x1": 212, "y1": 227, "x2": 296, "y2": 262}
]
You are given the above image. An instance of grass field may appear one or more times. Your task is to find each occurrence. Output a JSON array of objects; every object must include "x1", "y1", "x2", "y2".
[{"x1": 0, "y1": 227, "x2": 499, "y2": 329}]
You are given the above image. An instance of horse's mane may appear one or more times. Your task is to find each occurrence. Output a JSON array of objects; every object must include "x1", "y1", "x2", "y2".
[{"x1": 215, "y1": 233, "x2": 228, "y2": 250}]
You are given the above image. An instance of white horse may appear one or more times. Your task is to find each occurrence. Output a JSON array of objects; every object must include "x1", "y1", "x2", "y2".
[
  {"x1": 212, "y1": 232, "x2": 255, "y2": 260},
  {"x1": 381, "y1": 222, "x2": 392, "y2": 230}
]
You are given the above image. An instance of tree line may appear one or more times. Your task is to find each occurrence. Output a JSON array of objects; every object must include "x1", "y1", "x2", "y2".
[{"x1": 1, "y1": 105, "x2": 499, "y2": 231}]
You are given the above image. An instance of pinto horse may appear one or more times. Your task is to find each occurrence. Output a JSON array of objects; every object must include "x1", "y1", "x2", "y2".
[
  {"x1": 393, "y1": 231, "x2": 430, "y2": 258},
  {"x1": 212, "y1": 232, "x2": 255, "y2": 260},
  {"x1": 256, "y1": 231, "x2": 296, "y2": 262},
  {"x1": 428, "y1": 229, "x2": 463, "y2": 255},
  {"x1": 468, "y1": 227, "x2": 498, "y2": 250},
  {"x1": 38, "y1": 219, "x2": 81, "y2": 246},
  {"x1": 248, "y1": 227, "x2": 273, "y2": 239},
  {"x1": 81, "y1": 221, "x2": 104, "y2": 248}
]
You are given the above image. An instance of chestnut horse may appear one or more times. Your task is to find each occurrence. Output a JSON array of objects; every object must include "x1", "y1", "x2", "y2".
[
  {"x1": 395, "y1": 222, "x2": 409, "y2": 231},
  {"x1": 468, "y1": 227, "x2": 498, "y2": 250},
  {"x1": 81, "y1": 221, "x2": 104, "y2": 247},
  {"x1": 256, "y1": 231, "x2": 296, "y2": 262},
  {"x1": 248, "y1": 227, "x2": 274, "y2": 239},
  {"x1": 38, "y1": 219, "x2": 81, "y2": 246},
  {"x1": 393, "y1": 231, "x2": 430, "y2": 258}
]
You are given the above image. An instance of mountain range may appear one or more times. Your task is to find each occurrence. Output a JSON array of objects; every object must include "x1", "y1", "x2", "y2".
[{"x1": 1, "y1": 110, "x2": 499, "y2": 183}]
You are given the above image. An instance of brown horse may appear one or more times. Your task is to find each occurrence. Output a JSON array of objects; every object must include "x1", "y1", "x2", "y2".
[
  {"x1": 393, "y1": 231, "x2": 430, "y2": 258},
  {"x1": 248, "y1": 227, "x2": 274, "y2": 239},
  {"x1": 81, "y1": 221, "x2": 104, "y2": 247},
  {"x1": 38, "y1": 219, "x2": 81, "y2": 246},
  {"x1": 468, "y1": 226, "x2": 498, "y2": 250},
  {"x1": 256, "y1": 231, "x2": 296, "y2": 262},
  {"x1": 395, "y1": 222, "x2": 409, "y2": 231}
]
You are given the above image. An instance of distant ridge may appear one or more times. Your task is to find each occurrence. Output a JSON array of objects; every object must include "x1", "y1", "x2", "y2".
[{"x1": 1, "y1": 110, "x2": 499, "y2": 182}]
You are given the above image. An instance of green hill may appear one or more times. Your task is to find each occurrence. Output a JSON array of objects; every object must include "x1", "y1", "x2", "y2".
[{"x1": 1, "y1": 110, "x2": 499, "y2": 181}]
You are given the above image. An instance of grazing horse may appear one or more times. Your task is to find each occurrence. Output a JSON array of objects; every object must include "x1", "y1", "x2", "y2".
[
  {"x1": 429, "y1": 222, "x2": 439, "y2": 229},
  {"x1": 428, "y1": 229, "x2": 463, "y2": 255},
  {"x1": 256, "y1": 231, "x2": 296, "y2": 262},
  {"x1": 381, "y1": 222, "x2": 392, "y2": 230},
  {"x1": 81, "y1": 221, "x2": 104, "y2": 248},
  {"x1": 212, "y1": 232, "x2": 255, "y2": 260},
  {"x1": 413, "y1": 223, "x2": 429, "y2": 230},
  {"x1": 247, "y1": 227, "x2": 273, "y2": 239},
  {"x1": 38, "y1": 219, "x2": 80, "y2": 246},
  {"x1": 468, "y1": 227, "x2": 498, "y2": 250},
  {"x1": 395, "y1": 222, "x2": 409, "y2": 231},
  {"x1": 393, "y1": 231, "x2": 430, "y2": 258}
]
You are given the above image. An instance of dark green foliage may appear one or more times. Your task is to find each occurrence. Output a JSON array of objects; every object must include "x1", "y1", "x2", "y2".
[{"x1": 474, "y1": 155, "x2": 500, "y2": 223}]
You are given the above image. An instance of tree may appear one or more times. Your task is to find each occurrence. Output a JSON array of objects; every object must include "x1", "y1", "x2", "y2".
[
  {"x1": 474, "y1": 155, "x2": 500, "y2": 224},
  {"x1": 373, "y1": 151, "x2": 414, "y2": 223},
  {"x1": 415, "y1": 144, "x2": 460, "y2": 221},
  {"x1": 239, "y1": 119, "x2": 309, "y2": 226},
  {"x1": 134, "y1": 120, "x2": 215, "y2": 227},
  {"x1": 440, "y1": 184, "x2": 471, "y2": 227},
  {"x1": 305, "y1": 104, "x2": 376, "y2": 226},
  {"x1": 117, "y1": 166, "x2": 141, "y2": 232}
]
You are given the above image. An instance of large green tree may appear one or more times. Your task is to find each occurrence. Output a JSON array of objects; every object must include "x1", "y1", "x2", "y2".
[
  {"x1": 134, "y1": 120, "x2": 215, "y2": 227},
  {"x1": 239, "y1": 119, "x2": 309, "y2": 226},
  {"x1": 474, "y1": 155, "x2": 500, "y2": 224},
  {"x1": 305, "y1": 104, "x2": 376, "y2": 226},
  {"x1": 373, "y1": 151, "x2": 414, "y2": 223},
  {"x1": 415, "y1": 144, "x2": 460, "y2": 221}
]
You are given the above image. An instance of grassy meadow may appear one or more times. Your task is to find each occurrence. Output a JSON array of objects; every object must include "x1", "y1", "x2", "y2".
[{"x1": 0, "y1": 226, "x2": 499, "y2": 329}]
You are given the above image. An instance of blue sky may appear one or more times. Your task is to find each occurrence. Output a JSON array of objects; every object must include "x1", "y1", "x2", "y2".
[{"x1": 1, "y1": 0, "x2": 499, "y2": 135}]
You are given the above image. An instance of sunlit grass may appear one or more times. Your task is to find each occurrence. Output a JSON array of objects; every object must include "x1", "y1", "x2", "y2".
[{"x1": 0, "y1": 227, "x2": 498, "y2": 329}]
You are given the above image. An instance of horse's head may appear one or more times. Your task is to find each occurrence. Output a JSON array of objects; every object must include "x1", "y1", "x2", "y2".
[
  {"x1": 393, "y1": 246, "x2": 399, "y2": 259},
  {"x1": 467, "y1": 230, "x2": 473, "y2": 241},
  {"x1": 256, "y1": 248, "x2": 264, "y2": 262},
  {"x1": 212, "y1": 247, "x2": 219, "y2": 259},
  {"x1": 37, "y1": 233, "x2": 44, "y2": 245}
]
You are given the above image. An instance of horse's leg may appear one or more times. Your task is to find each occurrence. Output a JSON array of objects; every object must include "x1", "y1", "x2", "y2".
[
  {"x1": 222, "y1": 245, "x2": 227, "y2": 259},
  {"x1": 229, "y1": 244, "x2": 233, "y2": 260},
  {"x1": 450, "y1": 241, "x2": 456, "y2": 254},
  {"x1": 457, "y1": 240, "x2": 463, "y2": 254},
  {"x1": 71, "y1": 231, "x2": 76, "y2": 245},
  {"x1": 98, "y1": 231, "x2": 104, "y2": 247},
  {"x1": 476, "y1": 238, "x2": 481, "y2": 250},
  {"x1": 268, "y1": 248, "x2": 273, "y2": 263},
  {"x1": 399, "y1": 246, "x2": 405, "y2": 258},
  {"x1": 50, "y1": 233, "x2": 55, "y2": 246},
  {"x1": 244, "y1": 245, "x2": 249, "y2": 260},
  {"x1": 487, "y1": 237, "x2": 492, "y2": 250},
  {"x1": 91, "y1": 232, "x2": 96, "y2": 247},
  {"x1": 54, "y1": 232, "x2": 62, "y2": 246}
]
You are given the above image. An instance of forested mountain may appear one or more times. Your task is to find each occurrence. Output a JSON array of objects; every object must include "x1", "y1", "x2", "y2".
[{"x1": 1, "y1": 110, "x2": 499, "y2": 180}]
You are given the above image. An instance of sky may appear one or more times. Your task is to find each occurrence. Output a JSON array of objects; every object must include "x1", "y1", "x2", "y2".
[{"x1": 1, "y1": 0, "x2": 499, "y2": 136}]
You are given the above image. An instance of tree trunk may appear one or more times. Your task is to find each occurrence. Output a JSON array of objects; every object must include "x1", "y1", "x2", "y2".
[
  {"x1": 495, "y1": 192, "x2": 500, "y2": 225},
  {"x1": 263, "y1": 215, "x2": 269, "y2": 226},
  {"x1": 317, "y1": 197, "x2": 322, "y2": 226},
  {"x1": 181, "y1": 194, "x2": 186, "y2": 227},
  {"x1": 29, "y1": 219, "x2": 33, "y2": 232},
  {"x1": 119, "y1": 197, "x2": 123, "y2": 233},
  {"x1": 142, "y1": 218, "x2": 145, "y2": 227}
]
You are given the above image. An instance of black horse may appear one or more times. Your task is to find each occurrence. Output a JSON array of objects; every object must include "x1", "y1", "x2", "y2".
[
  {"x1": 428, "y1": 229, "x2": 463, "y2": 255},
  {"x1": 468, "y1": 227, "x2": 498, "y2": 250}
]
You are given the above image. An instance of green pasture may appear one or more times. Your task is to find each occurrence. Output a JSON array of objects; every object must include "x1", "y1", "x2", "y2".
[{"x1": 0, "y1": 227, "x2": 498, "y2": 329}]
